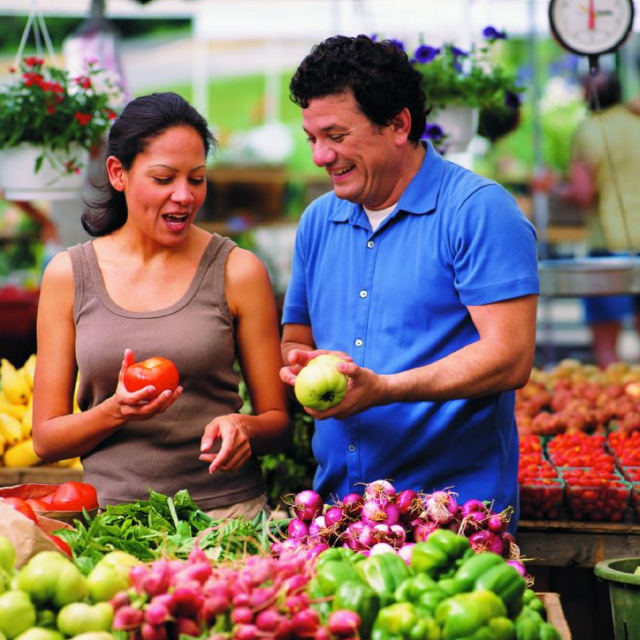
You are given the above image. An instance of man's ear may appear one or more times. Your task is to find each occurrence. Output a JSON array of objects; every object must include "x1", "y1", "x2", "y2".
[
  {"x1": 392, "y1": 107, "x2": 413, "y2": 145},
  {"x1": 106, "y1": 156, "x2": 125, "y2": 191}
]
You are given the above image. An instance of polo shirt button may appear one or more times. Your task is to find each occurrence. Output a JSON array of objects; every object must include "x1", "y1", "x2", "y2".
[
  {"x1": 355, "y1": 339, "x2": 363, "y2": 347},
  {"x1": 367, "y1": 240, "x2": 374, "y2": 248},
  {"x1": 359, "y1": 290, "x2": 368, "y2": 298},
  {"x1": 348, "y1": 444, "x2": 356, "y2": 452}
]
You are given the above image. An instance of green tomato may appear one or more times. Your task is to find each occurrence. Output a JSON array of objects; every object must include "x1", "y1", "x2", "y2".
[
  {"x1": 68, "y1": 634, "x2": 116, "y2": 640},
  {"x1": 57, "y1": 603, "x2": 113, "y2": 636},
  {"x1": 294, "y1": 356, "x2": 348, "y2": 411},
  {"x1": 52, "y1": 563, "x2": 88, "y2": 609},
  {"x1": 0, "y1": 569, "x2": 11, "y2": 595},
  {"x1": 95, "y1": 551, "x2": 140, "y2": 582},
  {"x1": 14, "y1": 628, "x2": 65, "y2": 640},
  {"x1": 0, "y1": 537, "x2": 15, "y2": 574},
  {"x1": 16, "y1": 561, "x2": 60, "y2": 606},
  {"x1": 87, "y1": 564, "x2": 128, "y2": 603},
  {"x1": 0, "y1": 590, "x2": 37, "y2": 639}
]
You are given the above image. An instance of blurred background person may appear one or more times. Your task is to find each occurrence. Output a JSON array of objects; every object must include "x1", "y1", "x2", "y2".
[{"x1": 553, "y1": 71, "x2": 640, "y2": 368}]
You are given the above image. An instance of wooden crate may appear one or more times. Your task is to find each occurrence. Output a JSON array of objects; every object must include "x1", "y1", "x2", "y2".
[
  {"x1": 0, "y1": 466, "x2": 82, "y2": 486},
  {"x1": 538, "y1": 592, "x2": 572, "y2": 640}
]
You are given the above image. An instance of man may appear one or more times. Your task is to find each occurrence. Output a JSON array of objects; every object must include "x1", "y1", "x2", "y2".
[
  {"x1": 553, "y1": 71, "x2": 640, "y2": 368},
  {"x1": 280, "y1": 35, "x2": 539, "y2": 517}
]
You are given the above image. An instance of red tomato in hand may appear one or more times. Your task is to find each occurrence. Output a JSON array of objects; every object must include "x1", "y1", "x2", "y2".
[
  {"x1": 47, "y1": 533, "x2": 72, "y2": 556},
  {"x1": 26, "y1": 498, "x2": 52, "y2": 512},
  {"x1": 50, "y1": 482, "x2": 98, "y2": 511},
  {"x1": 123, "y1": 357, "x2": 180, "y2": 398},
  {"x1": 1, "y1": 497, "x2": 38, "y2": 523}
]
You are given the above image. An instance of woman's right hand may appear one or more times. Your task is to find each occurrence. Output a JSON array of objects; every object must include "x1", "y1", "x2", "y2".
[{"x1": 108, "y1": 349, "x2": 183, "y2": 422}]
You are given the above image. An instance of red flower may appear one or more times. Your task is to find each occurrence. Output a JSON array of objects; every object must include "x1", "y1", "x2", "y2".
[
  {"x1": 47, "y1": 106, "x2": 56, "y2": 114},
  {"x1": 74, "y1": 112, "x2": 92, "y2": 126},
  {"x1": 75, "y1": 76, "x2": 92, "y2": 89},
  {"x1": 22, "y1": 72, "x2": 44, "y2": 87},
  {"x1": 24, "y1": 56, "x2": 44, "y2": 67},
  {"x1": 105, "y1": 109, "x2": 117, "y2": 120}
]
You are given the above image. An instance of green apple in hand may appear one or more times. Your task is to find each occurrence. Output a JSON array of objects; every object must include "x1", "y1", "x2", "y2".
[{"x1": 294, "y1": 355, "x2": 348, "y2": 411}]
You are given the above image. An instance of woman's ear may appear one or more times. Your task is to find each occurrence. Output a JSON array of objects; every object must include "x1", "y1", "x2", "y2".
[{"x1": 106, "y1": 156, "x2": 125, "y2": 191}]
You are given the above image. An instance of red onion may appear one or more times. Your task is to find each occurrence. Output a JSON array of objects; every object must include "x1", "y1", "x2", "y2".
[
  {"x1": 469, "y1": 530, "x2": 504, "y2": 555},
  {"x1": 461, "y1": 499, "x2": 489, "y2": 517},
  {"x1": 459, "y1": 510, "x2": 488, "y2": 536},
  {"x1": 411, "y1": 518, "x2": 438, "y2": 542},
  {"x1": 141, "y1": 623, "x2": 167, "y2": 640},
  {"x1": 340, "y1": 493, "x2": 364, "y2": 518},
  {"x1": 325, "y1": 506, "x2": 346, "y2": 529},
  {"x1": 287, "y1": 518, "x2": 310, "y2": 540},
  {"x1": 370, "y1": 524, "x2": 393, "y2": 546},
  {"x1": 358, "y1": 524, "x2": 374, "y2": 549},
  {"x1": 361, "y1": 499, "x2": 400, "y2": 526},
  {"x1": 501, "y1": 532, "x2": 521, "y2": 560},
  {"x1": 389, "y1": 524, "x2": 407, "y2": 547},
  {"x1": 235, "y1": 624, "x2": 259, "y2": 640},
  {"x1": 369, "y1": 542, "x2": 397, "y2": 556},
  {"x1": 255, "y1": 609, "x2": 283, "y2": 632},
  {"x1": 506, "y1": 560, "x2": 528, "y2": 577},
  {"x1": 424, "y1": 490, "x2": 459, "y2": 526},
  {"x1": 291, "y1": 609, "x2": 320, "y2": 635},
  {"x1": 308, "y1": 515, "x2": 329, "y2": 539},
  {"x1": 364, "y1": 479, "x2": 397, "y2": 506},
  {"x1": 343, "y1": 521, "x2": 365, "y2": 551},
  {"x1": 398, "y1": 543, "x2": 415, "y2": 566},
  {"x1": 396, "y1": 489, "x2": 422, "y2": 521},
  {"x1": 486, "y1": 513, "x2": 508, "y2": 535},
  {"x1": 293, "y1": 490, "x2": 323, "y2": 522}
]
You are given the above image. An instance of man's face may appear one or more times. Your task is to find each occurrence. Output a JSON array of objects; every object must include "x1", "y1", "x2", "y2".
[{"x1": 302, "y1": 91, "x2": 403, "y2": 210}]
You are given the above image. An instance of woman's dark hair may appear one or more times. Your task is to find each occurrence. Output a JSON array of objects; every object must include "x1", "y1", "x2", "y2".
[
  {"x1": 82, "y1": 92, "x2": 216, "y2": 237},
  {"x1": 290, "y1": 35, "x2": 428, "y2": 144}
]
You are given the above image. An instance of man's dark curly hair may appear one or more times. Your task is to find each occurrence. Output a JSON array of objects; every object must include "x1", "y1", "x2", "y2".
[{"x1": 290, "y1": 34, "x2": 428, "y2": 144}]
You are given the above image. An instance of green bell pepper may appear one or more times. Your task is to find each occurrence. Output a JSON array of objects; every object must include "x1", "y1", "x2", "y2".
[
  {"x1": 372, "y1": 602, "x2": 440, "y2": 640},
  {"x1": 358, "y1": 552, "x2": 410, "y2": 599},
  {"x1": 514, "y1": 607, "x2": 544, "y2": 640},
  {"x1": 452, "y1": 552, "x2": 505, "y2": 594},
  {"x1": 435, "y1": 590, "x2": 506, "y2": 640},
  {"x1": 417, "y1": 586, "x2": 449, "y2": 615},
  {"x1": 425, "y1": 530, "x2": 471, "y2": 560},
  {"x1": 316, "y1": 547, "x2": 356, "y2": 567},
  {"x1": 538, "y1": 623, "x2": 561, "y2": 640},
  {"x1": 333, "y1": 579, "x2": 380, "y2": 638},
  {"x1": 524, "y1": 597, "x2": 546, "y2": 619},
  {"x1": 411, "y1": 532, "x2": 471, "y2": 579},
  {"x1": 316, "y1": 559, "x2": 362, "y2": 597},
  {"x1": 474, "y1": 564, "x2": 526, "y2": 618},
  {"x1": 395, "y1": 575, "x2": 439, "y2": 603},
  {"x1": 488, "y1": 617, "x2": 516, "y2": 640}
]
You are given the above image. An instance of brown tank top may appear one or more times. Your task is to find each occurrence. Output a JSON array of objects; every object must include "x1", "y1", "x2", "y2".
[{"x1": 67, "y1": 235, "x2": 265, "y2": 510}]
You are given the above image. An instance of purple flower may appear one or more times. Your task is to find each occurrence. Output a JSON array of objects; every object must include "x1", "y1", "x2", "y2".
[
  {"x1": 483, "y1": 26, "x2": 507, "y2": 42},
  {"x1": 415, "y1": 45, "x2": 440, "y2": 64},
  {"x1": 389, "y1": 39, "x2": 405, "y2": 51},
  {"x1": 450, "y1": 46, "x2": 469, "y2": 58},
  {"x1": 421, "y1": 123, "x2": 445, "y2": 142}
]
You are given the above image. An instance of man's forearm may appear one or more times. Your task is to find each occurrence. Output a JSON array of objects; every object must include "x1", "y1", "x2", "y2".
[{"x1": 381, "y1": 338, "x2": 533, "y2": 404}]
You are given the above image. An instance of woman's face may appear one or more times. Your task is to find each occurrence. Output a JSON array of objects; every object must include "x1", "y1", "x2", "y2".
[{"x1": 110, "y1": 125, "x2": 207, "y2": 245}]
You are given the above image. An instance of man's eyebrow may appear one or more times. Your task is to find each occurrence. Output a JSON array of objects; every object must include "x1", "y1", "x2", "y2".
[{"x1": 303, "y1": 125, "x2": 347, "y2": 134}]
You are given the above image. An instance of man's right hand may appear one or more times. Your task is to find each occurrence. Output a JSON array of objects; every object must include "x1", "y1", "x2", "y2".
[{"x1": 279, "y1": 348, "x2": 352, "y2": 387}]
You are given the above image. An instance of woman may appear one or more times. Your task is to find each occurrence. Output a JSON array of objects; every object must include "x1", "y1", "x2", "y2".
[{"x1": 32, "y1": 92, "x2": 290, "y2": 518}]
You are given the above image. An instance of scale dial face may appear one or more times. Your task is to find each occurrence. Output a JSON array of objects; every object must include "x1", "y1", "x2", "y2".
[{"x1": 549, "y1": 0, "x2": 635, "y2": 56}]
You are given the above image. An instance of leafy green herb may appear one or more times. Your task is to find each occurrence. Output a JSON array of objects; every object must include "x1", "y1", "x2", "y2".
[{"x1": 54, "y1": 489, "x2": 289, "y2": 574}]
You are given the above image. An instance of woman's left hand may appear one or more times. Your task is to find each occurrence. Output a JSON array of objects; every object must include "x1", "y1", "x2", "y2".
[{"x1": 199, "y1": 413, "x2": 251, "y2": 473}]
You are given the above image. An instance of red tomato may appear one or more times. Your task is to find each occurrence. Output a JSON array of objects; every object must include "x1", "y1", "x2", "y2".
[
  {"x1": 1, "y1": 497, "x2": 38, "y2": 523},
  {"x1": 123, "y1": 356, "x2": 180, "y2": 398},
  {"x1": 26, "y1": 498, "x2": 52, "y2": 512},
  {"x1": 50, "y1": 482, "x2": 98, "y2": 511},
  {"x1": 39, "y1": 492, "x2": 55, "y2": 505},
  {"x1": 47, "y1": 533, "x2": 72, "y2": 556}
]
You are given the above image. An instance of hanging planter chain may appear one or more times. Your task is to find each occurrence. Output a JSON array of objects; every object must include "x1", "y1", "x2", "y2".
[{"x1": 14, "y1": 0, "x2": 56, "y2": 68}]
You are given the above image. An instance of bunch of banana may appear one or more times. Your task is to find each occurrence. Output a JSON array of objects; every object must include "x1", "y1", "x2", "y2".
[{"x1": 0, "y1": 355, "x2": 82, "y2": 470}]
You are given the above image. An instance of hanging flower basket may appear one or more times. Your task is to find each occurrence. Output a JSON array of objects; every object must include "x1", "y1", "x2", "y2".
[
  {"x1": 0, "y1": 143, "x2": 89, "y2": 201},
  {"x1": 429, "y1": 105, "x2": 479, "y2": 154}
]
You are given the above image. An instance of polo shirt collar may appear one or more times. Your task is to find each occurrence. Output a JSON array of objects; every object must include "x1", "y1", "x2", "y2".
[{"x1": 327, "y1": 141, "x2": 445, "y2": 223}]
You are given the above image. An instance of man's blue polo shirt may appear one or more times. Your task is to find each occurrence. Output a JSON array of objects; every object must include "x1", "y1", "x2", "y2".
[{"x1": 282, "y1": 144, "x2": 540, "y2": 514}]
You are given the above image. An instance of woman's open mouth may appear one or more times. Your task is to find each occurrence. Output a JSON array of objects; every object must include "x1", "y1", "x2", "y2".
[{"x1": 162, "y1": 213, "x2": 189, "y2": 231}]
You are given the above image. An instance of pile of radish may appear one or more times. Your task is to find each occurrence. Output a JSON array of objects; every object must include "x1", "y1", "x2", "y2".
[
  {"x1": 110, "y1": 537, "x2": 337, "y2": 640},
  {"x1": 277, "y1": 480, "x2": 525, "y2": 572}
]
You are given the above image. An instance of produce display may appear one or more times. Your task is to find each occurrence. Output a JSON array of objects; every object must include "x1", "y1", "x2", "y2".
[
  {"x1": 0, "y1": 355, "x2": 82, "y2": 470},
  {"x1": 0, "y1": 522, "x2": 564, "y2": 640}
]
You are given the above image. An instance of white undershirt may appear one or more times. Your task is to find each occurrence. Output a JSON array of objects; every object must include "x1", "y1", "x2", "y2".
[{"x1": 363, "y1": 203, "x2": 397, "y2": 232}]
